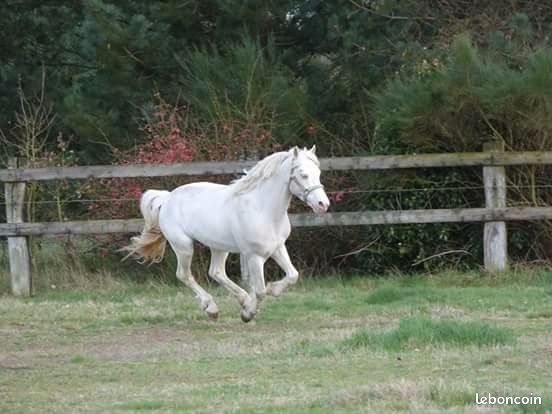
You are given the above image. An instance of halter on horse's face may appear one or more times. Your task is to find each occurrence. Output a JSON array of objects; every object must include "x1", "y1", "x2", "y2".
[{"x1": 288, "y1": 146, "x2": 330, "y2": 214}]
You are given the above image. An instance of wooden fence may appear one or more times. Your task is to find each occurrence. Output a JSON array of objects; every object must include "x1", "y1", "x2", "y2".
[{"x1": 3, "y1": 142, "x2": 552, "y2": 296}]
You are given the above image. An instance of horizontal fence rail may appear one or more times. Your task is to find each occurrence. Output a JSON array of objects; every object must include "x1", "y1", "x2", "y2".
[
  {"x1": 0, "y1": 207, "x2": 551, "y2": 237},
  {"x1": 2, "y1": 151, "x2": 552, "y2": 182},
  {"x1": 2, "y1": 147, "x2": 552, "y2": 296}
]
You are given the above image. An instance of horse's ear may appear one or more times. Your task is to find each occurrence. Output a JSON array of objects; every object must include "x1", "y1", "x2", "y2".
[
  {"x1": 292, "y1": 146, "x2": 299, "y2": 158},
  {"x1": 310, "y1": 145, "x2": 316, "y2": 155}
]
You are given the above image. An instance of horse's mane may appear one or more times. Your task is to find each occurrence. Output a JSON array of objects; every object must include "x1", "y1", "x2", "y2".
[
  {"x1": 229, "y1": 149, "x2": 320, "y2": 195},
  {"x1": 229, "y1": 151, "x2": 291, "y2": 195}
]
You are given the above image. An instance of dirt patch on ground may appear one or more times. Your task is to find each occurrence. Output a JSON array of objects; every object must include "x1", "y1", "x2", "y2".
[
  {"x1": 0, "y1": 325, "x2": 202, "y2": 369},
  {"x1": 0, "y1": 316, "x2": 361, "y2": 370}
]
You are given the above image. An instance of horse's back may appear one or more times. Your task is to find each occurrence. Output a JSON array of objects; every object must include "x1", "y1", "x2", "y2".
[
  {"x1": 163, "y1": 182, "x2": 230, "y2": 218},
  {"x1": 174, "y1": 181, "x2": 227, "y2": 194}
]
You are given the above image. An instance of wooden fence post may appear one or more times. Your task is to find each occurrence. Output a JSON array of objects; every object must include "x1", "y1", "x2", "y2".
[
  {"x1": 4, "y1": 157, "x2": 31, "y2": 296},
  {"x1": 483, "y1": 140, "x2": 508, "y2": 272}
]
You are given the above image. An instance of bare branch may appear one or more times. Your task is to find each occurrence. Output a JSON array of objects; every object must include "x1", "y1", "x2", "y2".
[{"x1": 411, "y1": 250, "x2": 472, "y2": 267}]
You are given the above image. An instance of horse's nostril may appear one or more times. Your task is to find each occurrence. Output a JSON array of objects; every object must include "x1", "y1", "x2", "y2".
[{"x1": 318, "y1": 201, "x2": 324, "y2": 206}]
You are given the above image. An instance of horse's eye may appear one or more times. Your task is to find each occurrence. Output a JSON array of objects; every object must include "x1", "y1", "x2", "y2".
[{"x1": 301, "y1": 174, "x2": 309, "y2": 180}]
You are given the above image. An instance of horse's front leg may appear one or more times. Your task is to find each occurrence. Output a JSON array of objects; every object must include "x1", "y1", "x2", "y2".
[
  {"x1": 240, "y1": 254, "x2": 267, "y2": 322},
  {"x1": 240, "y1": 253, "x2": 250, "y2": 286},
  {"x1": 265, "y1": 244, "x2": 299, "y2": 297}
]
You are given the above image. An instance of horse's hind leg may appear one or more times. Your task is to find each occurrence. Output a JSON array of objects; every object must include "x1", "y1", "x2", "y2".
[
  {"x1": 173, "y1": 241, "x2": 219, "y2": 320},
  {"x1": 208, "y1": 249, "x2": 255, "y2": 320}
]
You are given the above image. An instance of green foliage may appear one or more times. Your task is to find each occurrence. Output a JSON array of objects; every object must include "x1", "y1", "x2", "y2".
[
  {"x1": 372, "y1": 33, "x2": 552, "y2": 153},
  {"x1": 177, "y1": 36, "x2": 311, "y2": 143},
  {"x1": 343, "y1": 168, "x2": 482, "y2": 273},
  {"x1": 365, "y1": 29, "x2": 552, "y2": 270}
]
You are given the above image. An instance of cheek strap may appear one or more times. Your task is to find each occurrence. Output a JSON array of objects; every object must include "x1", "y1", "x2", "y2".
[{"x1": 289, "y1": 165, "x2": 324, "y2": 202}]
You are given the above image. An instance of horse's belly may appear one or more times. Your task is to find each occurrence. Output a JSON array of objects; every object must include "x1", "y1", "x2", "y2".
[{"x1": 194, "y1": 234, "x2": 240, "y2": 253}]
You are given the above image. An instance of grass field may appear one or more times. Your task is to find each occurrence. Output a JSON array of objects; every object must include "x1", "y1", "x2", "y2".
[{"x1": 1, "y1": 268, "x2": 552, "y2": 413}]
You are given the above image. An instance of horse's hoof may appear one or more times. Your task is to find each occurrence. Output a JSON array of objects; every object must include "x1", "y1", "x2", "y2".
[
  {"x1": 265, "y1": 287, "x2": 278, "y2": 297},
  {"x1": 240, "y1": 309, "x2": 255, "y2": 323},
  {"x1": 204, "y1": 302, "x2": 219, "y2": 321},
  {"x1": 266, "y1": 282, "x2": 284, "y2": 297}
]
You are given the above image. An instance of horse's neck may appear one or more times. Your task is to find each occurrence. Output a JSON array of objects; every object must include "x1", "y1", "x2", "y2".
[{"x1": 250, "y1": 163, "x2": 292, "y2": 218}]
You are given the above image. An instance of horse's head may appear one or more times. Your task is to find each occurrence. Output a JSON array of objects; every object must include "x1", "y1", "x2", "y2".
[{"x1": 289, "y1": 146, "x2": 330, "y2": 214}]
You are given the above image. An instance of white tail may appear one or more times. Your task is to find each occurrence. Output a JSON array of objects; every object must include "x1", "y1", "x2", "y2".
[{"x1": 121, "y1": 190, "x2": 171, "y2": 263}]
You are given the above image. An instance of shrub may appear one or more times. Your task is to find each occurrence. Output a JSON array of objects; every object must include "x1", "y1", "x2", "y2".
[{"x1": 367, "y1": 32, "x2": 552, "y2": 268}]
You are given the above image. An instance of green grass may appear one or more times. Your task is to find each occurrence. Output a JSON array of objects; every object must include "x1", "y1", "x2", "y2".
[
  {"x1": 363, "y1": 286, "x2": 444, "y2": 305},
  {"x1": 514, "y1": 398, "x2": 552, "y2": 414},
  {"x1": 342, "y1": 316, "x2": 514, "y2": 350},
  {"x1": 70, "y1": 353, "x2": 96, "y2": 364},
  {"x1": 428, "y1": 384, "x2": 473, "y2": 408},
  {"x1": 1, "y1": 268, "x2": 552, "y2": 413},
  {"x1": 117, "y1": 400, "x2": 169, "y2": 411}
]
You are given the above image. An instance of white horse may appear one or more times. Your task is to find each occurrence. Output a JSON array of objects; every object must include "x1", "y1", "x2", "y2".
[{"x1": 123, "y1": 146, "x2": 330, "y2": 322}]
